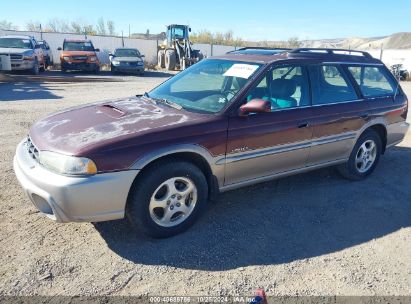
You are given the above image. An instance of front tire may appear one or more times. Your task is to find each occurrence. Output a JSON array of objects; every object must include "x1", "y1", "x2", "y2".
[
  {"x1": 31, "y1": 59, "x2": 39, "y2": 75},
  {"x1": 337, "y1": 130, "x2": 382, "y2": 180},
  {"x1": 165, "y1": 50, "x2": 176, "y2": 71},
  {"x1": 127, "y1": 160, "x2": 208, "y2": 238}
]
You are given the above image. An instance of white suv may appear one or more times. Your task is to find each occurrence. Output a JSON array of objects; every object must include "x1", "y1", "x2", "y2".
[{"x1": 0, "y1": 35, "x2": 45, "y2": 74}]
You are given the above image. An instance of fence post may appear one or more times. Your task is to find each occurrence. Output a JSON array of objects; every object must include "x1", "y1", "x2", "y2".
[
  {"x1": 380, "y1": 43, "x2": 384, "y2": 60},
  {"x1": 210, "y1": 43, "x2": 213, "y2": 56}
]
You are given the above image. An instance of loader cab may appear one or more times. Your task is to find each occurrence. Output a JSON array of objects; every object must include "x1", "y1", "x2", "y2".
[{"x1": 167, "y1": 25, "x2": 191, "y2": 47}]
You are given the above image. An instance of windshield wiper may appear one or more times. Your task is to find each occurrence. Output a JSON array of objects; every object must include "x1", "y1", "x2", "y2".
[{"x1": 142, "y1": 93, "x2": 183, "y2": 110}]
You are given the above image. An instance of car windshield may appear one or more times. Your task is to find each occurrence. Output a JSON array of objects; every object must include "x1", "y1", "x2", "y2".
[
  {"x1": 115, "y1": 49, "x2": 139, "y2": 57},
  {"x1": 63, "y1": 41, "x2": 94, "y2": 51},
  {"x1": 148, "y1": 59, "x2": 262, "y2": 114},
  {"x1": 0, "y1": 38, "x2": 32, "y2": 49}
]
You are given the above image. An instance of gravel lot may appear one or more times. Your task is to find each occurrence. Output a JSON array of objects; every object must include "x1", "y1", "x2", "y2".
[{"x1": 0, "y1": 72, "x2": 410, "y2": 297}]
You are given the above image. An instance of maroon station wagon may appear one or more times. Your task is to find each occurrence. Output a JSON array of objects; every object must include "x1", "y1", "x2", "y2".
[{"x1": 14, "y1": 48, "x2": 409, "y2": 238}]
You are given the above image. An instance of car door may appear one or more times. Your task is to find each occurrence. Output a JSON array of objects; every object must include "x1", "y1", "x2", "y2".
[
  {"x1": 224, "y1": 64, "x2": 313, "y2": 185},
  {"x1": 306, "y1": 64, "x2": 369, "y2": 166}
]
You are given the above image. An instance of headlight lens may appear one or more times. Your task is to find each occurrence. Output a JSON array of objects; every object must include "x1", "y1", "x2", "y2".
[
  {"x1": 22, "y1": 50, "x2": 34, "y2": 60},
  {"x1": 63, "y1": 56, "x2": 70, "y2": 61},
  {"x1": 89, "y1": 56, "x2": 97, "y2": 62},
  {"x1": 112, "y1": 60, "x2": 120, "y2": 65},
  {"x1": 38, "y1": 151, "x2": 97, "y2": 175}
]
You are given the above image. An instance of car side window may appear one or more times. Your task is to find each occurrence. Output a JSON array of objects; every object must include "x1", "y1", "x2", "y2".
[
  {"x1": 308, "y1": 64, "x2": 358, "y2": 105},
  {"x1": 246, "y1": 65, "x2": 310, "y2": 110},
  {"x1": 347, "y1": 66, "x2": 395, "y2": 97}
]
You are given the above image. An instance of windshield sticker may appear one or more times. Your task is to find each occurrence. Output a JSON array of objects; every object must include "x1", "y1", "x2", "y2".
[{"x1": 223, "y1": 64, "x2": 259, "y2": 79}]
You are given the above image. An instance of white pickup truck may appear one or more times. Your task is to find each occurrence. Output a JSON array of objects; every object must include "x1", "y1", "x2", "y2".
[{"x1": 0, "y1": 35, "x2": 46, "y2": 74}]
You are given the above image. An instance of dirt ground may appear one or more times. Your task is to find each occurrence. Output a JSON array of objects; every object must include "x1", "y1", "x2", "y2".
[{"x1": 0, "y1": 73, "x2": 410, "y2": 297}]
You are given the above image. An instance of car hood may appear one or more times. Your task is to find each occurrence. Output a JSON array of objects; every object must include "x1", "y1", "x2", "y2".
[
  {"x1": 0, "y1": 47, "x2": 31, "y2": 54},
  {"x1": 111, "y1": 56, "x2": 143, "y2": 62},
  {"x1": 61, "y1": 51, "x2": 95, "y2": 56},
  {"x1": 29, "y1": 96, "x2": 205, "y2": 155}
]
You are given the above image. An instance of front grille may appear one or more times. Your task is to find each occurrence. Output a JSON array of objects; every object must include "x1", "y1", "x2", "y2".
[
  {"x1": 26, "y1": 136, "x2": 40, "y2": 162},
  {"x1": 72, "y1": 56, "x2": 87, "y2": 61},
  {"x1": 0, "y1": 53, "x2": 23, "y2": 60},
  {"x1": 11, "y1": 54, "x2": 23, "y2": 60}
]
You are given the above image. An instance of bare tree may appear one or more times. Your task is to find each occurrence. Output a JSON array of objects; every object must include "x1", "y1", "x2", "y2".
[
  {"x1": 96, "y1": 17, "x2": 107, "y2": 36},
  {"x1": 107, "y1": 20, "x2": 116, "y2": 36},
  {"x1": 26, "y1": 20, "x2": 41, "y2": 31},
  {"x1": 45, "y1": 18, "x2": 70, "y2": 33},
  {"x1": 0, "y1": 20, "x2": 18, "y2": 30}
]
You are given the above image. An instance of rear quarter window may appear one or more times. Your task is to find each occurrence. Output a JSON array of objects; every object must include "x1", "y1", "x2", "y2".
[
  {"x1": 347, "y1": 66, "x2": 396, "y2": 97},
  {"x1": 308, "y1": 65, "x2": 358, "y2": 105}
]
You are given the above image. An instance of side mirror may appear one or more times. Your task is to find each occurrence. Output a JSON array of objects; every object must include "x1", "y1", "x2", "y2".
[
  {"x1": 140, "y1": 54, "x2": 145, "y2": 58},
  {"x1": 94, "y1": 48, "x2": 100, "y2": 52},
  {"x1": 189, "y1": 27, "x2": 192, "y2": 32},
  {"x1": 57, "y1": 47, "x2": 62, "y2": 51},
  {"x1": 108, "y1": 53, "x2": 113, "y2": 57},
  {"x1": 35, "y1": 44, "x2": 41, "y2": 49},
  {"x1": 239, "y1": 99, "x2": 271, "y2": 116}
]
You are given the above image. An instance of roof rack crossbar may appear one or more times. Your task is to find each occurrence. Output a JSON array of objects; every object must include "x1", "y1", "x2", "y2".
[{"x1": 290, "y1": 48, "x2": 372, "y2": 58}]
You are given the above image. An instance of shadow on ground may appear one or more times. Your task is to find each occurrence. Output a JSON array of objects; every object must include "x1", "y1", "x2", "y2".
[
  {"x1": 0, "y1": 82, "x2": 64, "y2": 101},
  {"x1": 94, "y1": 146, "x2": 411, "y2": 271},
  {"x1": 1, "y1": 69, "x2": 175, "y2": 83}
]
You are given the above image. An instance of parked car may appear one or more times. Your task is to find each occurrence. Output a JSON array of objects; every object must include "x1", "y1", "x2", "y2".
[
  {"x1": 0, "y1": 35, "x2": 45, "y2": 74},
  {"x1": 38, "y1": 40, "x2": 53, "y2": 69},
  {"x1": 14, "y1": 48, "x2": 409, "y2": 238},
  {"x1": 58, "y1": 39, "x2": 100, "y2": 72},
  {"x1": 109, "y1": 48, "x2": 145, "y2": 75}
]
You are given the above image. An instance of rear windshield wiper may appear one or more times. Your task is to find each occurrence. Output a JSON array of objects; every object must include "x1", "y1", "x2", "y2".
[{"x1": 142, "y1": 93, "x2": 183, "y2": 110}]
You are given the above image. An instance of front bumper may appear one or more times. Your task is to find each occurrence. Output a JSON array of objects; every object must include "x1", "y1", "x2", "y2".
[
  {"x1": 112, "y1": 62, "x2": 144, "y2": 73},
  {"x1": 62, "y1": 61, "x2": 99, "y2": 71},
  {"x1": 10, "y1": 59, "x2": 35, "y2": 71},
  {"x1": 13, "y1": 139, "x2": 138, "y2": 223}
]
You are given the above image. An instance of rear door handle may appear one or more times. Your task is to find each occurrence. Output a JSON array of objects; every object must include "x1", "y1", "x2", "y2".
[
  {"x1": 297, "y1": 122, "x2": 309, "y2": 128},
  {"x1": 360, "y1": 114, "x2": 369, "y2": 119}
]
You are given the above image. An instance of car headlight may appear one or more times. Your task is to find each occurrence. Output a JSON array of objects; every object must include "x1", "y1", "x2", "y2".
[
  {"x1": 89, "y1": 56, "x2": 97, "y2": 62},
  {"x1": 38, "y1": 151, "x2": 97, "y2": 175},
  {"x1": 22, "y1": 50, "x2": 34, "y2": 60},
  {"x1": 112, "y1": 60, "x2": 120, "y2": 65},
  {"x1": 63, "y1": 56, "x2": 70, "y2": 61}
]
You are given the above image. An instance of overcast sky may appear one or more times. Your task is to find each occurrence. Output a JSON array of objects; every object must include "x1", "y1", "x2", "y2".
[{"x1": 2, "y1": 0, "x2": 411, "y2": 40}]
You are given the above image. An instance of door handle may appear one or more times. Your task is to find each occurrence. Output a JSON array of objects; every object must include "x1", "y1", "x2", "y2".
[
  {"x1": 297, "y1": 122, "x2": 309, "y2": 128},
  {"x1": 360, "y1": 113, "x2": 369, "y2": 119}
]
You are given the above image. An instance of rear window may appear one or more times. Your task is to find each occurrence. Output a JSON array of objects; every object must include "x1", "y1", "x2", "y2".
[
  {"x1": 347, "y1": 66, "x2": 395, "y2": 97},
  {"x1": 308, "y1": 65, "x2": 358, "y2": 105}
]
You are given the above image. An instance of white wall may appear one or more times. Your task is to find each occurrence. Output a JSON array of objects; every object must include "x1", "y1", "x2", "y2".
[
  {"x1": 367, "y1": 49, "x2": 411, "y2": 72},
  {"x1": 0, "y1": 29, "x2": 158, "y2": 64},
  {"x1": 1, "y1": 29, "x2": 411, "y2": 71}
]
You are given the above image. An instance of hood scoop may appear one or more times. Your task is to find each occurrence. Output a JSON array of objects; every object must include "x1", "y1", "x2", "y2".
[{"x1": 97, "y1": 104, "x2": 128, "y2": 118}]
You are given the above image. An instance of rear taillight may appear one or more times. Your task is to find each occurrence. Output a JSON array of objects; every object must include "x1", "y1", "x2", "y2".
[{"x1": 402, "y1": 98, "x2": 408, "y2": 120}]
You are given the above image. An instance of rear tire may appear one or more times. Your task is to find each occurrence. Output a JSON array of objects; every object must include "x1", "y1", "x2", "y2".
[
  {"x1": 337, "y1": 130, "x2": 382, "y2": 181},
  {"x1": 165, "y1": 50, "x2": 176, "y2": 71},
  {"x1": 158, "y1": 51, "x2": 165, "y2": 69},
  {"x1": 126, "y1": 160, "x2": 208, "y2": 238}
]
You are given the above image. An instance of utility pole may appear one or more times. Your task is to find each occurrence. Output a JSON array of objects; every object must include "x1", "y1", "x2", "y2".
[
  {"x1": 40, "y1": 24, "x2": 43, "y2": 40},
  {"x1": 122, "y1": 31, "x2": 124, "y2": 47}
]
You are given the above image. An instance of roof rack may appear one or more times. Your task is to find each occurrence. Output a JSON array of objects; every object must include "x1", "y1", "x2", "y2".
[
  {"x1": 289, "y1": 48, "x2": 372, "y2": 58},
  {"x1": 227, "y1": 47, "x2": 291, "y2": 55}
]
